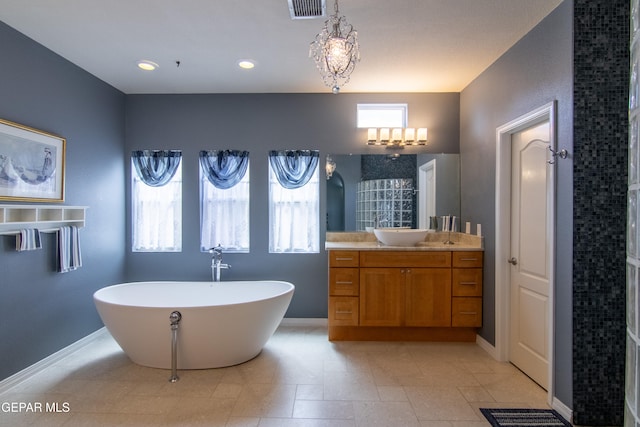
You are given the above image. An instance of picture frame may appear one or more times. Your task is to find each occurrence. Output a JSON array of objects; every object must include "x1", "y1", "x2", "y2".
[{"x1": 0, "y1": 118, "x2": 65, "y2": 202}]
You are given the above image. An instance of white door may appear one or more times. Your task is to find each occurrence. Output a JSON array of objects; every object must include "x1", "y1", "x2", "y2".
[
  {"x1": 418, "y1": 160, "x2": 436, "y2": 229},
  {"x1": 509, "y1": 121, "x2": 551, "y2": 390}
]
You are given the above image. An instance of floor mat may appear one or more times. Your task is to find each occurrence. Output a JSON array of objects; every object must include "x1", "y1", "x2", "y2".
[{"x1": 480, "y1": 408, "x2": 571, "y2": 427}]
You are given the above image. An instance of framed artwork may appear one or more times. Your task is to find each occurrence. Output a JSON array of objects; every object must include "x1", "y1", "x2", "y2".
[{"x1": 0, "y1": 118, "x2": 65, "y2": 202}]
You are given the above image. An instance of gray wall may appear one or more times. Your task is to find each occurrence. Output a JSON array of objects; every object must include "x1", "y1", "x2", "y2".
[
  {"x1": 124, "y1": 94, "x2": 460, "y2": 318},
  {"x1": 0, "y1": 22, "x2": 126, "y2": 379},
  {"x1": 459, "y1": 0, "x2": 573, "y2": 408}
]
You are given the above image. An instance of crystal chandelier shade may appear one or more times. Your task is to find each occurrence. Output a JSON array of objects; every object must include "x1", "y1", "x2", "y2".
[{"x1": 309, "y1": 0, "x2": 360, "y2": 94}]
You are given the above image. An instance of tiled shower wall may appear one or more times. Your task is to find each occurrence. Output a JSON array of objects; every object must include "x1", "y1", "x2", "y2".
[
  {"x1": 575, "y1": 0, "x2": 628, "y2": 424},
  {"x1": 629, "y1": 2, "x2": 640, "y2": 426}
]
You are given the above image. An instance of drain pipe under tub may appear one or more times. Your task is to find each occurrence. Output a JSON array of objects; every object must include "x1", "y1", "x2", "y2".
[{"x1": 169, "y1": 310, "x2": 182, "y2": 383}]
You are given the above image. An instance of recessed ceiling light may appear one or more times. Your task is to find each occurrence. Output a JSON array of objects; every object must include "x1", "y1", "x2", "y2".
[
  {"x1": 137, "y1": 60, "x2": 159, "y2": 71},
  {"x1": 238, "y1": 60, "x2": 255, "y2": 69}
]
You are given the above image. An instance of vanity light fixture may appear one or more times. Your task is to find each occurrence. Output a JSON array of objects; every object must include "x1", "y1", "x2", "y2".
[
  {"x1": 366, "y1": 127, "x2": 428, "y2": 148},
  {"x1": 137, "y1": 60, "x2": 159, "y2": 71}
]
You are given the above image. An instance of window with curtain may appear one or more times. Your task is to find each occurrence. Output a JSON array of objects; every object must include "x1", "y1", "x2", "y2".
[
  {"x1": 131, "y1": 150, "x2": 182, "y2": 252},
  {"x1": 268, "y1": 150, "x2": 320, "y2": 253},
  {"x1": 200, "y1": 150, "x2": 250, "y2": 252}
]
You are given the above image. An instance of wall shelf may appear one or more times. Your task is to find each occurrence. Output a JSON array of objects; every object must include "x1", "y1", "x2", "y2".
[{"x1": 0, "y1": 204, "x2": 87, "y2": 235}]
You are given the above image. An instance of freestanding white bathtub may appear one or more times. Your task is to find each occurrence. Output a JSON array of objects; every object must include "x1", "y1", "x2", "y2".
[{"x1": 93, "y1": 281, "x2": 294, "y2": 369}]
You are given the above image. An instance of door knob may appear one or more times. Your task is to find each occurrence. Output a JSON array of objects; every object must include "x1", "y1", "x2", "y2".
[{"x1": 508, "y1": 257, "x2": 518, "y2": 265}]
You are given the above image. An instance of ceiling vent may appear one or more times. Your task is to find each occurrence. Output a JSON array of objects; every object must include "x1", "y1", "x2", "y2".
[{"x1": 288, "y1": 0, "x2": 326, "y2": 19}]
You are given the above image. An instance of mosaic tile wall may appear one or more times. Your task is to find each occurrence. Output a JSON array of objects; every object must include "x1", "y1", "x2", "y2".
[
  {"x1": 574, "y1": 0, "x2": 628, "y2": 425},
  {"x1": 628, "y1": 2, "x2": 640, "y2": 427},
  {"x1": 360, "y1": 154, "x2": 417, "y2": 228}
]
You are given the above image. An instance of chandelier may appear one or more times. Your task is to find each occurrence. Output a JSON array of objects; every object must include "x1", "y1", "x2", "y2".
[{"x1": 309, "y1": 0, "x2": 360, "y2": 94}]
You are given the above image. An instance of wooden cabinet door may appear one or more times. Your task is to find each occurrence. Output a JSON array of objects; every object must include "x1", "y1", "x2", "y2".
[
  {"x1": 360, "y1": 268, "x2": 403, "y2": 326},
  {"x1": 405, "y1": 268, "x2": 452, "y2": 327}
]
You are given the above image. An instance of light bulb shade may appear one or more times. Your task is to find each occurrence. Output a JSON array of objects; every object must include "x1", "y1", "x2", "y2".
[
  {"x1": 367, "y1": 128, "x2": 378, "y2": 144},
  {"x1": 379, "y1": 128, "x2": 390, "y2": 142},
  {"x1": 391, "y1": 128, "x2": 403, "y2": 143},
  {"x1": 404, "y1": 128, "x2": 415, "y2": 142},
  {"x1": 417, "y1": 128, "x2": 428, "y2": 143}
]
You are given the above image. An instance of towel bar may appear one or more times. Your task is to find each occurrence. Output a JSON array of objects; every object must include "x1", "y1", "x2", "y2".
[{"x1": 0, "y1": 228, "x2": 62, "y2": 236}]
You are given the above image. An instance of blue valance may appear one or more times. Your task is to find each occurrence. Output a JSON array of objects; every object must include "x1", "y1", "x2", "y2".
[
  {"x1": 199, "y1": 150, "x2": 249, "y2": 189},
  {"x1": 268, "y1": 150, "x2": 319, "y2": 189},
  {"x1": 132, "y1": 150, "x2": 182, "y2": 187}
]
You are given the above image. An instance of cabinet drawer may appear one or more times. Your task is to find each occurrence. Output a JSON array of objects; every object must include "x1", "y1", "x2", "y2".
[
  {"x1": 452, "y1": 251, "x2": 483, "y2": 268},
  {"x1": 329, "y1": 268, "x2": 359, "y2": 296},
  {"x1": 329, "y1": 251, "x2": 360, "y2": 267},
  {"x1": 360, "y1": 251, "x2": 451, "y2": 268},
  {"x1": 329, "y1": 297, "x2": 359, "y2": 326},
  {"x1": 452, "y1": 297, "x2": 482, "y2": 327},
  {"x1": 452, "y1": 268, "x2": 483, "y2": 296}
]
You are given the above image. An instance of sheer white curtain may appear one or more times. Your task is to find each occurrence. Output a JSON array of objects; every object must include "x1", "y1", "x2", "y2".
[
  {"x1": 132, "y1": 161, "x2": 182, "y2": 252},
  {"x1": 200, "y1": 166, "x2": 250, "y2": 252},
  {"x1": 269, "y1": 165, "x2": 319, "y2": 253}
]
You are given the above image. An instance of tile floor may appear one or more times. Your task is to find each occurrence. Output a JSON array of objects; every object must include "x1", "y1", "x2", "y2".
[{"x1": 0, "y1": 324, "x2": 549, "y2": 426}]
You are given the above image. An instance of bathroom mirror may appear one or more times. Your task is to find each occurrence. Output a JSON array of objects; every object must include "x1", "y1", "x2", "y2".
[{"x1": 326, "y1": 153, "x2": 460, "y2": 231}]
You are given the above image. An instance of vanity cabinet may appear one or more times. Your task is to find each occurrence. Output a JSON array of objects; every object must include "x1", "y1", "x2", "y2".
[
  {"x1": 359, "y1": 251, "x2": 451, "y2": 327},
  {"x1": 328, "y1": 251, "x2": 359, "y2": 326},
  {"x1": 328, "y1": 249, "x2": 482, "y2": 341},
  {"x1": 451, "y1": 251, "x2": 483, "y2": 327}
]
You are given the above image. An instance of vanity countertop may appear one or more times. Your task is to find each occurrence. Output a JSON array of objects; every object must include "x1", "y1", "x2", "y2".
[{"x1": 325, "y1": 231, "x2": 484, "y2": 251}]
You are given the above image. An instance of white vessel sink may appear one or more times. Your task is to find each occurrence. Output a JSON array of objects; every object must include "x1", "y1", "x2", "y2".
[{"x1": 373, "y1": 228, "x2": 429, "y2": 246}]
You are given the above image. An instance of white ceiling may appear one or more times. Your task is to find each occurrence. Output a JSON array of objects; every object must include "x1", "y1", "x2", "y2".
[{"x1": 0, "y1": 0, "x2": 563, "y2": 94}]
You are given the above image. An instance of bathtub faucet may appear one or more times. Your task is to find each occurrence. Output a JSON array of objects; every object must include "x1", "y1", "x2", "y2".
[{"x1": 209, "y1": 244, "x2": 231, "y2": 282}]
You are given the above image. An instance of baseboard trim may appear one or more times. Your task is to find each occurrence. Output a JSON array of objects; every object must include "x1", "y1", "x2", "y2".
[
  {"x1": 476, "y1": 334, "x2": 573, "y2": 422},
  {"x1": 476, "y1": 333, "x2": 499, "y2": 360},
  {"x1": 552, "y1": 397, "x2": 573, "y2": 424},
  {"x1": 280, "y1": 318, "x2": 328, "y2": 327},
  {"x1": 0, "y1": 327, "x2": 108, "y2": 395}
]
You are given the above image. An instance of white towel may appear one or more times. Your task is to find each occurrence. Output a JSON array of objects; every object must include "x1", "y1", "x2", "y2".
[
  {"x1": 16, "y1": 229, "x2": 42, "y2": 251},
  {"x1": 58, "y1": 226, "x2": 82, "y2": 273}
]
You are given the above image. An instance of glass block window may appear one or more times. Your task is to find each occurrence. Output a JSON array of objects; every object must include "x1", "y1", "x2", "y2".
[
  {"x1": 356, "y1": 178, "x2": 414, "y2": 230},
  {"x1": 628, "y1": 2, "x2": 640, "y2": 423}
]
